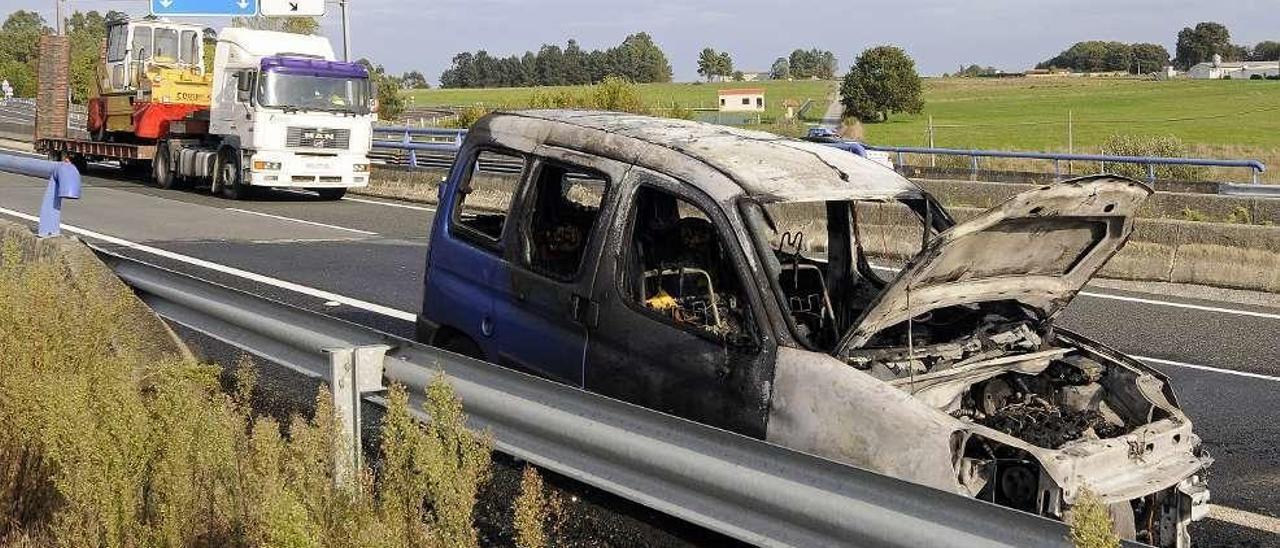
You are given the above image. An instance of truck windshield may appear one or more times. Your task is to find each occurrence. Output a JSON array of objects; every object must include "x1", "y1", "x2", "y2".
[{"x1": 257, "y1": 71, "x2": 372, "y2": 114}]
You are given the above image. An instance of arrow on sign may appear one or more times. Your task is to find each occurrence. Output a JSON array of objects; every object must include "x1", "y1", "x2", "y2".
[
  {"x1": 238, "y1": 0, "x2": 249, "y2": 8},
  {"x1": 159, "y1": 0, "x2": 173, "y2": 6},
  {"x1": 290, "y1": 2, "x2": 298, "y2": 11}
]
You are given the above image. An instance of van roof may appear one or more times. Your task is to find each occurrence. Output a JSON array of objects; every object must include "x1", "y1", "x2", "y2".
[{"x1": 476, "y1": 110, "x2": 920, "y2": 203}]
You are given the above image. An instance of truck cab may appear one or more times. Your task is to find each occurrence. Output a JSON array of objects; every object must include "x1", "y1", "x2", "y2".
[
  {"x1": 202, "y1": 28, "x2": 373, "y2": 199},
  {"x1": 418, "y1": 111, "x2": 1211, "y2": 547}
]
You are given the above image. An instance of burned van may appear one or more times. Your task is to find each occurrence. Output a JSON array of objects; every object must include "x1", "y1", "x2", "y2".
[{"x1": 418, "y1": 111, "x2": 1210, "y2": 546}]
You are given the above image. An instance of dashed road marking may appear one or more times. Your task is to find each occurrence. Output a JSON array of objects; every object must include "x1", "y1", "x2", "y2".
[
  {"x1": 1136, "y1": 356, "x2": 1280, "y2": 383},
  {"x1": 224, "y1": 207, "x2": 378, "y2": 235},
  {"x1": 342, "y1": 195, "x2": 437, "y2": 212},
  {"x1": 1208, "y1": 504, "x2": 1280, "y2": 534}
]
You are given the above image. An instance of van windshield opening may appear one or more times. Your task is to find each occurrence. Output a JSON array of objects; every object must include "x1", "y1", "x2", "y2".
[{"x1": 742, "y1": 197, "x2": 943, "y2": 352}]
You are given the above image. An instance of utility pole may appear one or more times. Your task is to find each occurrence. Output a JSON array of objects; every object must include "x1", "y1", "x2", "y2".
[
  {"x1": 55, "y1": 0, "x2": 64, "y2": 36},
  {"x1": 339, "y1": 0, "x2": 351, "y2": 62}
]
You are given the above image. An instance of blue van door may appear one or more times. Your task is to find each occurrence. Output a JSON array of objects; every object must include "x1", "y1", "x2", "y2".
[
  {"x1": 487, "y1": 146, "x2": 628, "y2": 386},
  {"x1": 422, "y1": 146, "x2": 531, "y2": 359}
]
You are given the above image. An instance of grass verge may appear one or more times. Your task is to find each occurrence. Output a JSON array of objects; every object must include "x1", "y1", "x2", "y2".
[{"x1": 0, "y1": 232, "x2": 494, "y2": 546}]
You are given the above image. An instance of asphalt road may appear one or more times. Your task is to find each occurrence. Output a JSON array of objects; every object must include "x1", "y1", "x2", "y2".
[{"x1": 1, "y1": 164, "x2": 1277, "y2": 547}]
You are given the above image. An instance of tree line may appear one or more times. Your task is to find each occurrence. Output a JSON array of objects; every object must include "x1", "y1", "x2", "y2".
[
  {"x1": 439, "y1": 33, "x2": 672, "y2": 88},
  {"x1": 1038, "y1": 22, "x2": 1279, "y2": 73}
]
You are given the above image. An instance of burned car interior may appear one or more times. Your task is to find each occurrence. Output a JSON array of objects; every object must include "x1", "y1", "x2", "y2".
[{"x1": 627, "y1": 186, "x2": 754, "y2": 344}]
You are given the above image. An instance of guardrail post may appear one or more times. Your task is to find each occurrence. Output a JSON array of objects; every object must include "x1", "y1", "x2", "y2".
[
  {"x1": 1253, "y1": 169, "x2": 1260, "y2": 185},
  {"x1": 325, "y1": 344, "x2": 389, "y2": 486},
  {"x1": 1146, "y1": 163, "x2": 1156, "y2": 183},
  {"x1": 1053, "y1": 159, "x2": 1061, "y2": 182},
  {"x1": 896, "y1": 151, "x2": 904, "y2": 168},
  {"x1": 970, "y1": 155, "x2": 979, "y2": 181}
]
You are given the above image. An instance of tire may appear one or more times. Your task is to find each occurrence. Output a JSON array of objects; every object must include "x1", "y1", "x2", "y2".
[
  {"x1": 314, "y1": 187, "x2": 347, "y2": 200},
  {"x1": 215, "y1": 149, "x2": 250, "y2": 200},
  {"x1": 153, "y1": 143, "x2": 181, "y2": 189}
]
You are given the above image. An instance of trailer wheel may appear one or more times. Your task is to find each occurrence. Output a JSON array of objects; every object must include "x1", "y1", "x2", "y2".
[
  {"x1": 215, "y1": 149, "x2": 250, "y2": 200},
  {"x1": 153, "y1": 144, "x2": 185, "y2": 190},
  {"x1": 314, "y1": 188, "x2": 347, "y2": 200}
]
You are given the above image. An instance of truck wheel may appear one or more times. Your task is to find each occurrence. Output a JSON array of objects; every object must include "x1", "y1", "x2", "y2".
[
  {"x1": 153, "y1": 144, "x2": 184, "y2": 190},
  {"x1": 215, "y1": 149, "x2": 251, "y2": 200},
  {"x1": 314, "y1": 188, "x2": 347, "y2": 200}
]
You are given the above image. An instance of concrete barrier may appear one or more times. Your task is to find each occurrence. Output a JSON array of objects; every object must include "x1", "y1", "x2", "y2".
[{"x1": 0, "y1": 220, "x2": 192, "y2": 360}]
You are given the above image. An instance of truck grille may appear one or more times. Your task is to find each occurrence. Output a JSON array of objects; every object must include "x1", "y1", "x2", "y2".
[{"x1": 286, "y1": 127, "x2": 351, "y2": 150}]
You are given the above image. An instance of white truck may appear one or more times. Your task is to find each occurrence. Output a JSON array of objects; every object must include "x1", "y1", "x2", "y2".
[{"x1": 40, "y1": 23, "x2": 375, "y2": 200}]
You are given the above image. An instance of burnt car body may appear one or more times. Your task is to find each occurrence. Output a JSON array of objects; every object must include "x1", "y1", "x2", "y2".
[{"x1": 417, "y1": 110, "x2": 1211, "y2": 546}]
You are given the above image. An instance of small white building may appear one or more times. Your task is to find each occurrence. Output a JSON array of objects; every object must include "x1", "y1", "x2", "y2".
[
  {"x1": 718, "y1": 88, "x2": 765, "y2": 112},
  {"x1": 1187, "y1": 54, "x2": 1280, "y2": 79}
]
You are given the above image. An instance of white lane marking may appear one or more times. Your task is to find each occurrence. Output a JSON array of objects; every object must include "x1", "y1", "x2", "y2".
[
  {"x1": 1209, "y1": 504, "x2": 1280, "y2": 534},
  {"x1": 342, "y1": 196, "x2": 437, "y2": 212},
  {"x1": 1135, "y1": 356, "x2": 1280, "y2": 383},
  {"x1": 223, "y1": 207, "x2": 377, "y2": 235},
  {"x1": 0, "y1": 205, "x2": 417, "y2": 322},
  {"x1": 1079, "y1": 291, "x2": 1280, "y2": 321},
  {"x1": 868, "y1": 264, "x2": 1280, "y2": 321}
]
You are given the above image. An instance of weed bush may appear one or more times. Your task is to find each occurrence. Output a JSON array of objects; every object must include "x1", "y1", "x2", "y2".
[
  {"x1": 0, "y1": 238, "x2": 492, "y2": 547},
  {"x1": 1099, "y1": 134, "x2": 1208, "y2": 182},
  {"x1": 1067, "y1": 488, "x2": 1120, "y2": 548}
]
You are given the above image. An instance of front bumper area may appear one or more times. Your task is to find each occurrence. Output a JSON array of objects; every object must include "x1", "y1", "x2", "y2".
[{"x1": 246, "y1": 151, "x2": 369, "y2": 189}]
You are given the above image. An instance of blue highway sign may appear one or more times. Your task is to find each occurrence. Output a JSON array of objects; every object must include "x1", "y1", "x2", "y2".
[{"x1": 151, "y1": 0, "x2": 258, "y2": 16}]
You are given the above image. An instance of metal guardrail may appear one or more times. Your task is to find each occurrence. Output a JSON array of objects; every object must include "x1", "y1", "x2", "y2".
[
  {"x1": 853, "y1": 143, "x2": 1267, "y2": 185},
  {"x1": 97, "y1": 248, "x2": 1088, "y2": 548},
  {"x1": 369, "y1": 127, "x2": 1274, "y2": 195}
]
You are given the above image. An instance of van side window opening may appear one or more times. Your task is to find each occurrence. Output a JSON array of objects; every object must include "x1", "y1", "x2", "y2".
[
  {"x1": 626, "y1": 186, "x2": 753, "y2": 342},
  {"x1": 522, "y1": 163, "x2": 607, "y2": 280},
  {"x1": 452, "y1": 149, "x2": 525, "y2": 246}
]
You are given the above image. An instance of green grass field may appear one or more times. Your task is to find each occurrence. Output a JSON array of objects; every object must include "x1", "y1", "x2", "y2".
[
  {"x1": 405, "y1": 80, "x2": 837, "y2": 122},
  {"x1": 859, "y1": 77, "x2": 1280, "y2": 153}
]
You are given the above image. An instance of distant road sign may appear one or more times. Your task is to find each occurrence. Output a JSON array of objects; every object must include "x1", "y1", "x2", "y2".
[
  {"x1": 261, "y1": 0, "x2": 325, "y2": 16},
  {"x1": 150, "y1": 0, "x2": 258, "y2": 16}
]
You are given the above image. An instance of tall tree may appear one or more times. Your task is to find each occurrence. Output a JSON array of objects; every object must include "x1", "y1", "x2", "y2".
[
  {"x1": 839, "y1": 46, "x2": 923, "y2": 123},
  {"x1": 1174, "y1": 22, "x2": 1237, "y2": 69},
  {"x1": 401, "y1": 71, "x2": 429, "y2": 89},
  {"x1": 1130, "y1": 43, "x2": 1170, "y2": 73},
  {"x1": 769, "y1": 57, "x2": 790, "y2": 80},
  {"x1": 0, "y1": 10, "x2": 49, "y2": 96},
  {"x1": 1251, "y1": 41, "x2": 1280, "y2": 61},
  {"x1": 697, "y1": 47, "x2": 721, "y2": 81}
]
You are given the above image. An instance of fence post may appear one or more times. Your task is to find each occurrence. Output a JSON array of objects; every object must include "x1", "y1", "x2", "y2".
[
  {"x1": 325, "y1": 344, "x2": 389, "y2": 487},
  {"x1": 1146, "y1": 163, "x2": 1156, "y2": 183}
]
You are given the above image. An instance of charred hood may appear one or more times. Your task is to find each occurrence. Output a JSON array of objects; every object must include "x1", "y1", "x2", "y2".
[{"x1": 838, "y1": 175, "x2": 1152, "y2": 353}]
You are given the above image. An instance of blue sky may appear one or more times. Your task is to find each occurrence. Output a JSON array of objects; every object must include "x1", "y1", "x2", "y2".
[{"x1": 11, "y1": 0, "x2": 1278, "y2": 82}]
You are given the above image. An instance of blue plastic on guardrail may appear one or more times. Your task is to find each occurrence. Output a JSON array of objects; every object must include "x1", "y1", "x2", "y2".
[
  {"x1": 0, "y1": 152, "x2": 81, "y2": 236},
  {"x1": 369, "y1": 126, "x2": 1269, "y2": 186}
]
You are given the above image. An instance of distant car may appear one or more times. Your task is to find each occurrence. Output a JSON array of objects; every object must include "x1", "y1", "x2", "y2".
[
  {"x1": 805, "y1": 126, "x2": 841, "y2": 142},
  {"x1": 418, "y1": 111, "x2": 1210, "y2": 547}
]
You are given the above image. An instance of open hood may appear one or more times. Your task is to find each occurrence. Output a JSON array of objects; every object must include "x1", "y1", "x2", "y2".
[{"x1": 837, "y1": 175, "x2": 1152, "y2": 353}]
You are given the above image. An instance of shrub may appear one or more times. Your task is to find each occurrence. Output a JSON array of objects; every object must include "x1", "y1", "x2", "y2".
[
  {"x1": 1098, "y1": 134, "x2": 1208, "y2": 182},
  {"x1": 447, "y1": 104, "x2": 494, "y2": 129},
  {"x1": 1181, "y1": 207, "x2": 1209, "y2": 222},
  {"x1": 1225, "y1": 206, "x2": 1254, "y2": 224},
  {"x1": 0, "y1": 236, "x2": 493, "y2": 546},
  {"x1": 1068, "y1": 488, "x2": 1120, "y2": 548}
]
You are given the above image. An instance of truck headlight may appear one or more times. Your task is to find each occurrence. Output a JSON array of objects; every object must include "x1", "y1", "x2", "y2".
[
  {"x1": 252, "y1": 160, "x2": 281, "y2": 171},
  {"x1": 353, "y1": 163, "x2": 369, "y2": 173}
]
